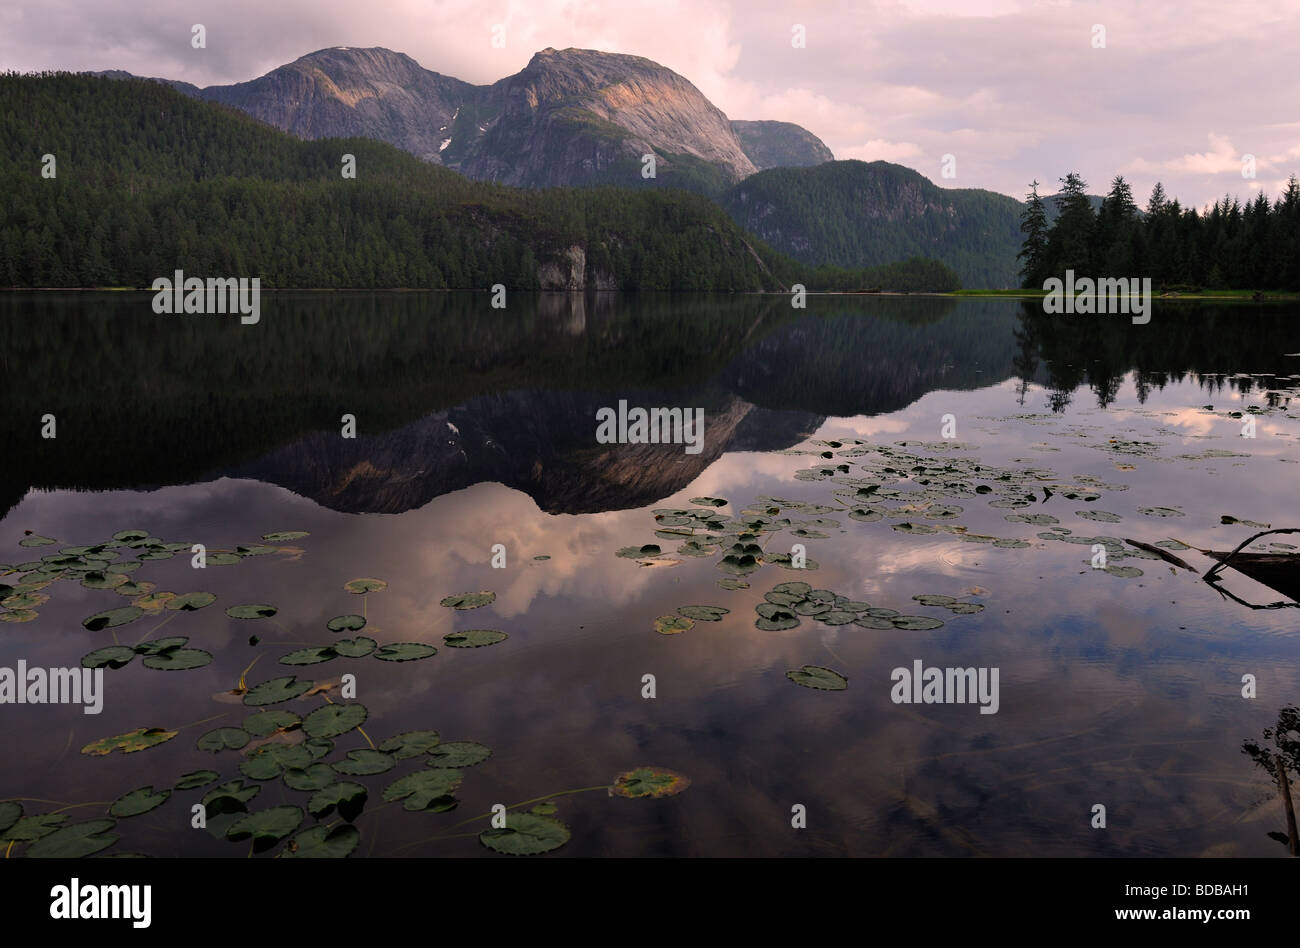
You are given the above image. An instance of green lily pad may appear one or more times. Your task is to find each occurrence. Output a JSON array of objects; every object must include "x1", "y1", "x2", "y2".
[
  {"x1": 947, "y1": 602, "x2": 985, "y2": 614},
  {"x1": 0, "y1": 609, "x2": 38, "y2": 623},
  {"x1": 426, "y1": 741, "x2": 492, "y2": 768},
  {"x1": 676, "y1": 605, "x2": 729, "y2": 622},
  {"x1": 81, "y1": 727, "x2": 177, "y2": 755},
  {"x1": 891, "y1": 615, "x2": 945, "y2": 631},
  {"x1": 717, "y1": 578, "x2": 749, "y2": 590},
  {"x1": 281, "y1": 823, "x2": 360, "y2": 858},
  {"x1": 243, "y1": 676, "x2": 313, "y2": 706},
  {"x1": 1077, "y1": 510, "x2": 1122, "y2": 523},
  {"x1": 755, "y1": 602, "x2": 800, "y2": 631},
  {"x1": 373, "y1": 642, "x2": 438, "y2": 662},
  {"x1": 142, "y1": 648, "x2": 213, "y2": 671},
  {"x1": 133, "y1": 636, "x2": 189, "y2": 655},
  {"x1": 27, "y1": 819, "x2": 119, "y2": 858},
  {"x1": 344, "y1": 578, "x2": 387, "y2": 594},
  {"x1": 852, "y1": 614, "x2": 895, "y2": 630},
  {"x1": 1137, "y1": 506, "x2": 1183, "y2": 517},
  {"x1": 0, "y1": 802, "x2": 21, "y2": 836},
  {"x1": 109, "y1": 786, "x2": 171, "y2": 818},
  {"x1": 786, "y1": 665, "x2": 848, "y2": 690},
  {"x1": 439, "y1": 591, "x2": 496, "y2": 610},
  {"x1": 331, "y1": 750, "x2": 395, "y2": 775},
  {"x1": 377, "y1": 730, "x2": 441, "y2": 759},
  {"x1": 262, "y1": 531, "x2": 309, "y2": 541},
  {"x1": 302, "y1": 703, "x2": 368, "y2": 739},
  {"x1": 912, "y1": 594, "x2": 957, "y2": 607},
  {"x1": 226, "y1": 805, "x2": 303, "y2": 853},
  {"x1": 81, "y1": 645, "x2": 138, "y2": 670},
  {"x1": 443, "y1": 629, "x2": 508, "y2": 648},
  {"x1": 654, "y1": 615, "x2": 693, "y2": 635},
  {"x1": 307, "y1": 782, "x2": 368, "y2": 821},
  {"x1": 892, "y1": 522, "x2": 938, "y2": 535},
  {"x1": 113, "y1": 530, "x2": 148, "y2": 542},
  {"x1": 242, "y1": 710, "x2": 300, "y2": 737},
  {"x1": 327, "y1": 614, "x2": 366, "y2": 632},
  {"x1": 81, "y1": 606, "x2": 145, "y2": 631},
  {"x1": 2, "y1": 813, "x2": 65, "y2": 841},
  {"x1": 80, "y1": 571, "x2": 130, "y2": 590},
  {"x1": 236, "y1": 545, "x2": 280, "y2": 556},
  {"x1": 1103, "y1": 564, "x2": 1144, "y2": 578},
  {"x1": 772, "y1": 581, "x2": 812, "y2": 597},
  {"x1": 174, "y1": 770, "x2": 220, "y2": 790},
  {"x1": 18, "y1": 535, "x2": 57, "y2": 547},
  {"x1": 331, "y1": 636, "x2": 377, "y2": 658},
  {"x1": 282, "y1": 764, "x2": 336, "y2": 791},
  {"x1": 610, "y1": 767, "x2": 690, "y2": 799},
  {"x1": 383, "y1": 769, "x2": 465, "y2": 811},
  {"x1": 304, "y1": 738, "x2": 333, "y2": 759},
  {"x1": 818, "y1": 610, "x2": 859, "y2": 625},
  {"x1": 280, "y1": 646, "x2": 338, "y2": 666},
  {"x1": 226, "y1": 603, "x2": 277, "y2": 619},
  {"x1": 479, "y1": 812, "x2": 570, "y2": 855},
  {"x1": 166, "y1": 591, "x2": 216, "y2": 611},
  {"x1": 202, "y1": 780, "x2": 261, "y2": 814},
  {"x1": 689, "y1": 497, "x2": 728, "y2": 506},
  {"x1": 197, "y1": 727, "x2": 251, "y2": 752},
  {"x1": 616, "y1": 544, "x2": 663, "y2": 559},
  {"x1": 206, "y1": 552, "x2": 243, "y2": 566},
  {"x1": 240, "y1": 744, "x2": 314, "y2": 781}
]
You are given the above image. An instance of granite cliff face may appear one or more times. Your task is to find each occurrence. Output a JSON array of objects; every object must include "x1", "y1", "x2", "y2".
[
  {"x1": 99, "y1": 46, "x2": 826, "y2": 191},
  {"x1": 730, "y1": 120, "x2": 833, "y2": 170}
]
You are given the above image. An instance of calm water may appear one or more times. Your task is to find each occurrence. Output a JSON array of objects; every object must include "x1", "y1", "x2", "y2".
[{"x1": 2, "y1": 292, "x2": 1299, "y2": 857}]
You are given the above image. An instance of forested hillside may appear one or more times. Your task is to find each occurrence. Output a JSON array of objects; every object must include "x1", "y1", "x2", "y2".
[
  {"x1": 0, "y1": 73, "x2": 798, "y2": 290},
  {"x1": 721, "y1": 160, "x2": 1024, "y2": 288}
]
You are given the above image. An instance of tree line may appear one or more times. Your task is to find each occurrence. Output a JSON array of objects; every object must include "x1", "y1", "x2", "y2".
[{"x1": 1018, "y1": 171, "x2": 1300, "y2": 291}]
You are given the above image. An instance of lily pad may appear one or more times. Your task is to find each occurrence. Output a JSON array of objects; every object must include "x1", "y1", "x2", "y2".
[
  {"x1": 242, "y1": 710, "x2": 301, "y2": 737},
  {"x1": 442, "y1": 629, "x2": 508, "y2": 648},
  {"x1": 81, "y1": 645, "x2": 137, "y2": 670},
  {"x1": 344, "y1": 578, "x2": 388, "y2": 594},
  {"x1": 331, "y1": 636, "x2": 377, "y2": 658},
  {"x1": 134, "y1": 636, "x2": 189, "y2": 655},
  {"x1": 279, "y1": 646, "x2": 338, "y2": 666},
  {"x1": 27, "y1": 820, "x2": 119, "y2": 858},
  {"x1": 302, "y1": 703, "x2": 368, "y2": 739},
  {"x1": 377, "y1": 730, "x2": 441, "y2": 760},
  {"x1": 307, "y1": 782, "x2": 368, "y2": 821},
  {"x1": 81, "y1": 606, "x2": 145, "y2": 631},
  {"x1": 373, "y1": 643, "x2": 438, "y2": 662},
  {"x1": 262, "y1": 531, "x2": 310, "y2": 541},
  {"x1": 282, "y1": 764, "x2": 336, "y2": 791},
  {"x1": 109, "y1": 786, "x2": 171, "y2": 818},
  {"x1": 1103, "y1": 564, "x2": 1144, "y2": 578},
  {"x1": 226, "y1": 604, "x2": 278, "y2": 619},
  {"x1": 197, "y1": 727, "x2": 252, "y2": 752},
  {"x1": 226, "y1": 805, "x2": 303, "y2": 853},
  {"x1": 676, "y1": 605, "x2": 729, "y2": 622},
  {"x1": 175, "y1": 770, "x2": 220, "y2": 790},
  {"x1": 2, "y1": 813, "x2": 65, "y2": 841},
  {"x1": 332, "y1": 750, "x2": 395, "y2": 775},
  {"x1": 243, "y1": 676, "x2": 313, "y2": 706},
  {"x1": 425, "y1": 741, "x2": 492, "y2": 768},
  {"x1": 689, "y1": 497, "x2": 728, "y2": 506},
  {"x1": 912, "y1": 594, "x2": 957, "y2": 607},
  {"x1": 0, "y1": 802, "x2": 21, "y2": 836},
  {"x1": 786, "y1": 665, "x2": 848, "y2": 690},
  {"x1": 891, "y1": 615, "x2": 945, "y2": 631},
  {"x1": 1077, "y1": 510, "x2": 1122, "y2": 523},
  {"x1": 240, "y1": 744, "x2": 313, "y2": 781},
  {"x1": 818, "y1": 610, "x2": 859, "y2": 625},
  {"x1": 81, "y1": 727, "x2": 177, "y2": 756},
  {"x1": 853, "y1": 615, "x2": 895, "y2": 630},
  {"x1": 281, "y1": 823, "x2": 360, "y2": 858},
  {"x1": 610, "y1": 767, "x2": 690, "y2": 799},
  {"x1": 206, "y1": 553, "x2": 243, "y2": 566},
  {"x1": 142, "y1": 648, "x2": 213, "y2": 671},
  {"x1": 326, "y1": 614, "x2": 366, "y2": 633},
  {"x1": 479, "y1": 812, "x2": 570, "y2": 856},
  {"x1": 654, "y1": 615, "x2": 694, "y2": 635},
  {"x1": 0, "y1": 609, "x2": 38, "y2": 623},
  {"x1": 81, "y1": 571, "x2": 130, "y2": 590},
  {"x1": 18, "y1": 535, "x2": 57, "y2": 547},
  {"x1": 383, "y1": 769, "x2": 465, "y2": 811},
  {"x1": 166, "y1": 591, "x2": 216, "y2": 611},
  {"x1": 439, "y1": 591, "x2": 496, "y2": 610}
]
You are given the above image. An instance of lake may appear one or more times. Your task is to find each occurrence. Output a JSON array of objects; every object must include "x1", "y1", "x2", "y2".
[{"x1": 2, "y1": 291, "x2": 1299, "y2": 857}]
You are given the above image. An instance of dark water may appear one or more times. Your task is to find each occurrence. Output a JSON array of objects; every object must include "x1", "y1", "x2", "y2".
[{"x1": 2, "y1": 291, "x2": 1299, "y2": 857}]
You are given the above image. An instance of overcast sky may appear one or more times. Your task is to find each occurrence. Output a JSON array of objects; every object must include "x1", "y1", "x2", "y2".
[{"x1": 4, "y1": 0, "x2": 1297, "y2": 208}]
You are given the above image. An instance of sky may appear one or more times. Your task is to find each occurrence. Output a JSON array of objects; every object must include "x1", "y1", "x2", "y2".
[{"x1": 3, "y1": 0, "x2": 1298, "y2": 208}]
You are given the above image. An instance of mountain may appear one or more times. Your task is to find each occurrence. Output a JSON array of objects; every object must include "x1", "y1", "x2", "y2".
[
  {"x1": 0, "y1": 72, "x2": 797, "y2": 290},
  {"x1": 720, "y1": 159, "x2": 1029, "y2": 288},
  {"x1": 93, "y1": 46, "x2": 835, "y2": 194},
  {"x1": 730, "y1": 120, "x2": 833, "y2": 170}
]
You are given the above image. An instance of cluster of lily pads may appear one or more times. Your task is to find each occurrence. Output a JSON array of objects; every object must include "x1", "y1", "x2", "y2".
[
  {"x1": 3, "y1": 530, "x2": 691, "y2": 857},
  {"x1": 753, "y1": 581, "x2": 982, "y2": 634}
]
